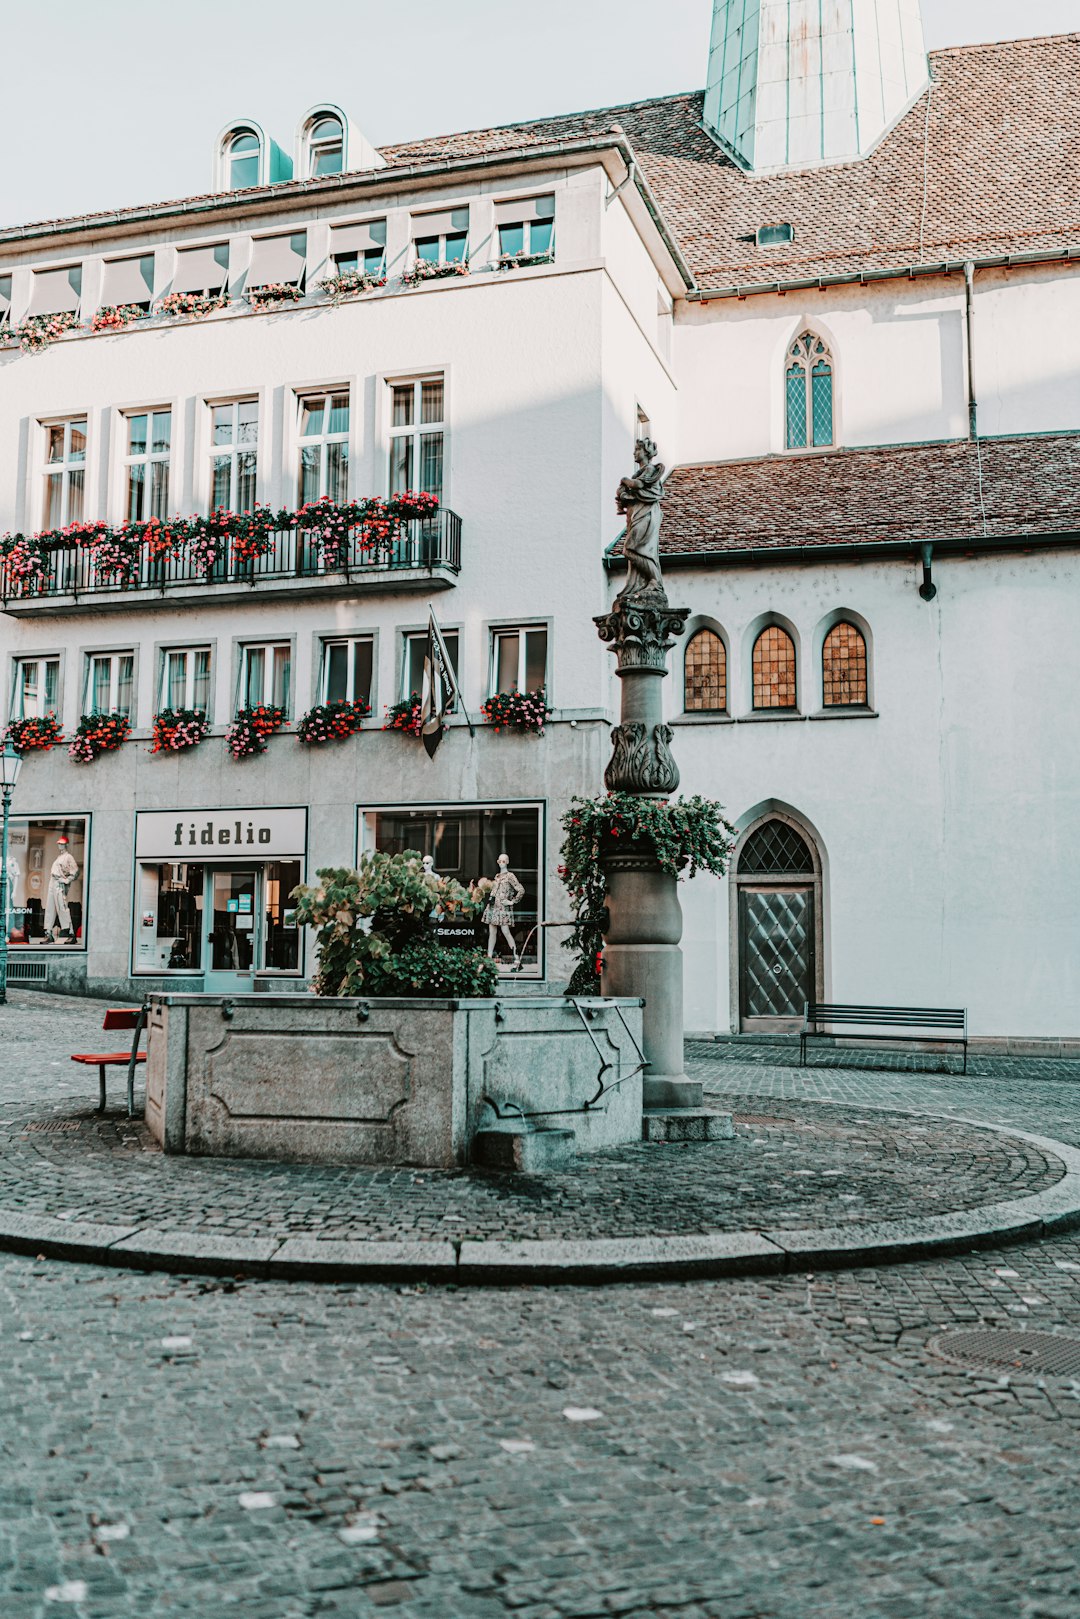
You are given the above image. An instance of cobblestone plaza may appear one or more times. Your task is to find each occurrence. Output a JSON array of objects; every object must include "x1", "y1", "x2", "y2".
[{"x1": 1, "y1": 990, "x2": 1078, "y2": 1618}]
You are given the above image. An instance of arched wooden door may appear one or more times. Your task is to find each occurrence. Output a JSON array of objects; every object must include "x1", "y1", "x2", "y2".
[{"x1": 734, "y1": 817, "x2": 822, "y2": 1032}]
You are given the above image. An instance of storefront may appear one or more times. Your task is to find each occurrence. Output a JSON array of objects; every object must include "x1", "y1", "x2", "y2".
[
  {"x1": 4, "y1": 815, "x2": 90, "y2": 950},
  {"x1": 133, "y1": 808, "x2": 307, "y2": 992},
  {"x1": 358, "y1": 801, "x2": 545, "y2": 976}
]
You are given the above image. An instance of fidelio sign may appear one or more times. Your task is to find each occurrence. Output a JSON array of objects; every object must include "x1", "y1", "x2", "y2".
[{"x1": 135, "y1": 807, "x2": 307, "y2": 859}]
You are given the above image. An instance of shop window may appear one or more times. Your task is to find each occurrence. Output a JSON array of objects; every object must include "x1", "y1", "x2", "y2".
[
  {"x1": 752, "y1": 625, "x2": 797, "y2": 710},
  {"x1": 124, "y1": 408, "x2": 171, "y2": 522},
  {"x1": 321, "y1": 636, "x2": 373, "y2": 706},
  {"x1": 85, "y1": 650, "x2": 134, "y2": 717},
  {"x1": 42, "y1": 417, "x2": 87, "y2": 529},
  {"x1": 361, "y1": 803, "x2": 542, "y2": 976},
  {"x1": 822, "y1": 621, "x2": 868, "y2": 707},
  {"x1": 389, "y1": 376, "x2": 444, "y2": 501},
  {"x1": 684, "y1": 629, "x2": 726, "y2": 712},
  {"x1": 10, "y1": 656, "x2": 59, "y2": 720},
  {"x1": 4, "y1": 817, "x2": 88, "y2": 949},
  {"x1": 134, "y1": 858, "x2": 301, "y2": 976},
  {"x1": 160, "y1": 646, "x2": 211, "y2": 713},
  {"x1": 239, "y1": 642, "x2": 290, "y2": 711},
  {"x1": 491, "y1": 626, "x2": 547, "y2": 694},
  {"x1": 402, "y1": 628, "x2": 458, "y2": 706},
  {"x1": 210, "y1": 399, "x2": 258, "y2": 511},
  {"x1": 298, "y1": 391, "x2": 349, "y2": 504}
]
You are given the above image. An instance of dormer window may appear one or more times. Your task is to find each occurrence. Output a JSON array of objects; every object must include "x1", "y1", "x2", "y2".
[
  {"x1": 226, "y1": 128, "x2": 261, "y2": 190},
  {"x1": 308, "y1": 116, "x2": 344, "y2": 177}
]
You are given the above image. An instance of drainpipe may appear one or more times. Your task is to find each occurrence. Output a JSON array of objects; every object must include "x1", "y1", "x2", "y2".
[{"x1": 964, "y1": 261, "x2": 978, "y2": 439}]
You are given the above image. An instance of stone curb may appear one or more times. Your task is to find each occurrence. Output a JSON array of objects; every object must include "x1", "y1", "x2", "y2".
[{"x1": 0, "y1": 1106, "x2": 1078, "y2": 1284}]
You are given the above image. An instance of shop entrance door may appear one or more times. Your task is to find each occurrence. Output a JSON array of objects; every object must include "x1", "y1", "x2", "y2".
[
  {"x1": 738, "y1": 885, "x2": 815, "y2": 1033},
  {"x1": 204, "y1": 868, "x2": 261, "y2": 993}
]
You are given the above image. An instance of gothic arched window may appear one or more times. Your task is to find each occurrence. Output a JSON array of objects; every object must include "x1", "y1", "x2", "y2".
[
  {"x1": 752, "y1": 625, "x2": 797, "y2": 710},
  {"x1": 822, "y1": 620, "x2": 868, "y2": 707},
  {"x1": 785, "y1": 331, "x2": 834, "y2": 450},
  {"x1": 684, "y1": 628, "x2": 726, "y2": 712}
]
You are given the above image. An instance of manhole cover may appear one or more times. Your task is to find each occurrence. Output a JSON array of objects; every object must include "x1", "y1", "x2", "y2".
[
  {"x1": 930, "y1": 1330, "x2": 1080, "y2": 1379},
  {"x1": 22, "y1": 1120, "x2": 81, "y2": 1134}
]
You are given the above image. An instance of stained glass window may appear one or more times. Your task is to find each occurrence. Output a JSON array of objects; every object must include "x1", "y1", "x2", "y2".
[
  {"x1": 684, "y1": 629, "x2": 726, "y2": 712},
  {"x1": 822, "y1": 621, "x2": 868, "y2": 707},
  {"x1": 785, "y1": 332, "x2": 834, "y2": 451},
  {"x1": 752, "y1": 625, "x2": 797, "y2": 710}
]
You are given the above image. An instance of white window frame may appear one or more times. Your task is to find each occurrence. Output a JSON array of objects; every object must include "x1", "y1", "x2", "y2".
[
  {"x1": 297, "y1": 390, "x2": 350, "y2": 504},
  {"x1": 159, "y1": 646, "x2": 212, "y2": 713},
  {"x1": 209, "y1": 397, "x2": 259, "y2": 512},
  {"x1": 412, "y1": 225, "x2": 468, "y2": 268},
  {"x1": 84, "y1": 650, "x2": 135, "y2": 717},
  {"x1": 388, "y1": 375, "x2": 445, "y2": 501},
  {"x1": 490, "y1": 625, "x2": 549, "y2": 694},
  {"x1": 320, "y1": 636, "x2": 374, "y2": 706},
  {"x1": 41, "y1": 417, "x2": 88, "y2": 529},
  {"x1": 226, "y1": 128, "x2": 262, "y2": 191},
  {"x1": 401, "y1": 628, "x2": 459, "y2": 709},
  {"x1": 10, "y1": 656, "x2": 60, "y2": 720},
  {"x1": 497, "y1": 216, "x2": 555, "y2": 260},
  {"x1": 122, "y1": 408, "x2": 172, "y2": 522},
  {"x1": 308, "y1": 115, "x2": 344, "y2": 177},
  {"x1": 237, "y1": 641, "x2": 292, "y2": 713}
]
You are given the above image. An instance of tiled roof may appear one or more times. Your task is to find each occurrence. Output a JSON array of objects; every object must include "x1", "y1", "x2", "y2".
[
  {"x1": 380, "y1": 34, "x2": 1080, "y2": 286},
  {"x1": 650, "y1": 434, "x2": 1080, "y2": 556}
]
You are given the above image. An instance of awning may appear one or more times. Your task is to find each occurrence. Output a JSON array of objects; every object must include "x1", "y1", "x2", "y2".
[
  {"x1": 494, "y1": 194, "x2": 555, "y2": 225},
  {"x1": 28, "y1": 267, "x2": 81, "y2": 315},
  {"x1": 330, "y1": 219, "x2": 387, "y2": 254},
  {"x1": 411, "y1": 208, "x2": 469, "y2": 238},
  {"x1": 248, "y1": 232, "x2": 307, "y2": 287},
  {"x1": 173, "y1": 244, "x2": 229, "y2": 294},
  {"x1": 102, "y1": 255, "x2": 154, "y2": 306}
]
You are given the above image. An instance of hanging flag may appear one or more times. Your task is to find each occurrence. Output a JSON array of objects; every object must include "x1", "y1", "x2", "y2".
[{"x1": 420, "y1": 608, "x2": 466, "y2": 758}]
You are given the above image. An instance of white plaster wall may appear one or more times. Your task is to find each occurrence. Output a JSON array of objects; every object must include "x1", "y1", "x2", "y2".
[
  {"x1": 667, "y1": 550, "x2": 1080, "y2": 1039},
  {"x1": 974, "y1": 266, "x2": 1080, "y2": 438}
]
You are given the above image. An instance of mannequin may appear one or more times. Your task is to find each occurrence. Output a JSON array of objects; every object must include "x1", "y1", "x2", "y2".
[
  {"x1": 43, "y1": 836, "x2": 79, "y2": 944},
  {"x1": 421, "y1": 854, "x2": 438, "y2": 882},
  {"x1": 482, "y1": 853, "x2": 524, "y2": 965}
]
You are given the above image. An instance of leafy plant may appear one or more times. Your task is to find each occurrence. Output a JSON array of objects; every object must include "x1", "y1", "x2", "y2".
[
  {"x1": 150, "y1": 709, "x2": 210, "y2": 754},
  {"x1": 481, "y1": 688, "x2": 551, "y2": 736},
  {"x1": 401, "y1": 260, "x2": 469, "y2": 288},
  {"x1": 155, "y1": 291, "x2": 230, "y2": 319},
  {"x1": 295, "y1": 699, "x2": 369, "y2": 746},
  {"x1": 383, "y1": 695, "x2": 422, "y2": 736},
  {"x1": 227, "y1": 705, "x2": 288, "y2": 760},
  {"x1": 559, "y1": 792, "x2": 737, "y2": 995},
  {"x1": 317, "y1": 269, "x2": 387, "y2": 302},
  {"x1": 497, "y1": 250, "x2": 555, "y2": 271},
  {"x1": 246, "y1": 282, "x2": 304, "y2": 310},
  {"x1": 293, "y1": 853, "x2": 498, "y2": 998},
  {"x1": 91, "y1": 304, "x2": 148, "y2": 333},
  {"x1": 4, "y1": 713, "x2": 63, "y2": 753},
  {"x1": 69, "y1": 712, "x2": 131, "y2": 763},
  {"x1": 12, "y1": 311, "x2": 79, "y2": 352}
]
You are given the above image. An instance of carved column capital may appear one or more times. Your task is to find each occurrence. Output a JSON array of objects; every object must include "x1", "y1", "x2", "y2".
[{"x1": 594, "y1": 594, "x2": 690, "y2": 673}]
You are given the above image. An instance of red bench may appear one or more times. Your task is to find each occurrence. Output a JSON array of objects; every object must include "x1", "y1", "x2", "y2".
[{"x1": 71, "y1": 1006, "x2": 148, "y2": 1116}]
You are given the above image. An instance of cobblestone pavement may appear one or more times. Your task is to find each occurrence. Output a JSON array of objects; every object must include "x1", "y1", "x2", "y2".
[{"x1": 1, "y1": 993, "x2": 1079, "y2": 1617}]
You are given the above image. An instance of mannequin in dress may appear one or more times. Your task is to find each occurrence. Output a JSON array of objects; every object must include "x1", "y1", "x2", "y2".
[
  {"x1": 482, "y1": 853, "x2": 524, "y2": 963},
  {"x1": 421, "y1": 854, "x2": 438, "y2": 882},
  {"x1": 43, "y1": 836, "x2": 79, "y2": 943}
]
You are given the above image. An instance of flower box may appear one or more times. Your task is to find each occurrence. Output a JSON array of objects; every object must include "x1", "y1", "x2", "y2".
[
  {"x1": 480, "y1": 688, "x2": 552, "y2": 736},
  {"x1": 150, "y1": 709, "x2": 210, "y2": 755},
  {"x1": 383, "y1": 695, "x2": 423, "y2": 736},
  {"x1": 496, "y1": 250, "x2": 556, "y2": 271},
  {"x1": 4, "y1": 713, "x2": 63, "y2": 753},
  {"x1": 69, "y1": 712, "x2": 131, "y2": 763},
  {"x1": 91, "y1": 304, "x2": 149, "y2": 333},
  {"x1": 317, "y1": 270, "x2": 386, "y2": 302},
  {"x1": 227, "y1": 705, "x2": 288, "y2": 760},
  {"x1": 296, "y1": 699, "x2": 369, "y2": 746},
  {"x1": 13, "y1": 311, "x2": 79, "y2": 352},
  {"x1": 246, "y1": 282, "x2": 304, "y2": 311},
  {"x1": 154, "y1": 291, "x2": 230, "y2": 320},
  {"x1": 401, "y1": 260, "x2": 470, "y2": 289}
]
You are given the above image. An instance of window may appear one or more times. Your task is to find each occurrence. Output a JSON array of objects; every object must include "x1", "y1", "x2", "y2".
[
  {"x1": 412, "y1": 208, "x2": 469, "y2": 267},
  {"x1": 491, "y1": 626, "x2": 547, "y2": 694},
  {"x1": 321, "y1": 637, "x2": 374, "y2": 706},
  {"x1": 239, "y1": 642, "x2": 291, "y2": 712},
  {"x1": 226, "y1": 129, "x2": 261, "y2": 190},
  {"x1": 298, "y1": 392, "x2": 349, "y2": 503},
  {"x1": 308, "y1": 115, "x2": 344, "y2": 176},
  {"x1": 248, "y1": 232, "x2": 306, "y2": 292},
  {"x1": 5, "y1": 817, "x2": 89, "y2": 950},
  {"x1": 173, "y1": 243, "x2": 229, "y2": 298},
  {"x1": 329, "y1": 221, "x2": 386, "y2": 279},
  {"x1": 402, "y1": 629, "x2": 458, "y2": 704},
  {"x1": 160, "y1": 647, "x2": 211, "y2": 713},
  {"x1": 124, "y1": 409, "x2": 171, "y2": 521},
  {"x1": 739, "y1": 819, "x2": 814, "y2": 875},
  {"x1": 0, "y1": 274, "x2": 12, "y2": 328},
  {"x1": 42, "y1": 418, "x2": 87, "y2": 528},
  {"x1": 10, "y1": 657, "x2": 59, "y2": 719},
  {"x1": 822, "y1": 621, "x2": 868, "y2": 707},
  {"x1": 684, "y1": 629, "x2": 726, "y2": 712},
  {"x1": 752, "y1": 625, "x2": 797, "y2": 710},
  {"x1": 786, "y1": 331, "x2": 833, "y2": 450},
  {"x1": 85, "y1": 651, "x2": 134, "y2": 717},
  {"x1": 210, "y1": 399, "x2": 258, "y2": 511},
  {"x1": 495, "y1": 194, "x2": 555, "y2": 260},
  {"x1": 102, "y1": 255, "x2": 154, "y2": 312},
  {"x1": 389, "y1": 377, "x2": 444, "y2": 500},
  {"x1": 28, "y1": 265, "x2": 81, "y2": 318}
]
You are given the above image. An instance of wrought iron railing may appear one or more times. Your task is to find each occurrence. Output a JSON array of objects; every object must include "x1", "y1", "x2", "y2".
[{"x1": 0, "y1": 509, "x2": 462, "y2": 605}]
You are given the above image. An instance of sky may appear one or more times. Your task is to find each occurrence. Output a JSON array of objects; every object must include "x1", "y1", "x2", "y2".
[{"x1": 2, "y1": 0, "x2": 1078, "y2": 228}]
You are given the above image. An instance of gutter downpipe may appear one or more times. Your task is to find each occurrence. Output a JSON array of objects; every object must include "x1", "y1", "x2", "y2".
[{"x1": 964, "y1": 260, "x2": 978, "y2": 440}]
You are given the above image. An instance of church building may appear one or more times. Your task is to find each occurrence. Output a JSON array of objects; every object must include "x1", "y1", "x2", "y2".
[{"x1": 1, "y1": 2, "x2": 1078, "y2": 1047}]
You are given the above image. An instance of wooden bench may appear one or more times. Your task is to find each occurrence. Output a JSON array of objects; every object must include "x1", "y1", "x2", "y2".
[
  {"x1": 71, "y1": 1006, "x2": 148, "y2": 1116},
  {"x1": 801, "y1": 1003, "x2": 968, "y2": 1073}
]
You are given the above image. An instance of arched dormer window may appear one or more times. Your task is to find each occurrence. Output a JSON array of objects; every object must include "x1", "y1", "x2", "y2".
[
  {"x1": 225, "y1": 127, "x2": 262, "y2": 191},
  {"x1": 822, "y1": 620, "x2": 868, "y2": 707},
  {"x1": 752, "y1": 625, "x2": 797, "y2": 711},
  {"x1": 308, "y1": 115, "x2": 344, "y2": 176},
  {"x1": 785, "y1": 331, "x2": 833, "y2": 450},
  {"x1": 684, "y1": 628, "x2": 727, "y2": 712}
]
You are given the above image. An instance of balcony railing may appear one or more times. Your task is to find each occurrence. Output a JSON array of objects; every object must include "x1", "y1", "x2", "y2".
[{"x1": 0, "y1": 509, "x2": 461, "y2": 608}]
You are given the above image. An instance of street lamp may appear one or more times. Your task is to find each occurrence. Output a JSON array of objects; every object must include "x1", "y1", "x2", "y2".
[{"x1": 0, "y1": 739, "x2": 23, "y2": 1006}]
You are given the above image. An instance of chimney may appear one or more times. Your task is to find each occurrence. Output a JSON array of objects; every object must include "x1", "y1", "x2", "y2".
[{"x1": 704, "y1": 0, "x2": 928, "y2": 171}]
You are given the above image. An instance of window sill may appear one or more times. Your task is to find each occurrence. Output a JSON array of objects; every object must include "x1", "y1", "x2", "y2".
[
  {"x1": 808, "y1": 707, "x2": 878, "y2": 721},
  {"x1": 672, "y1": 712, "x2": 734, "y2": 726},
  {"x1": 736, "y1": 711, "x2": 807, "y2": 724}
]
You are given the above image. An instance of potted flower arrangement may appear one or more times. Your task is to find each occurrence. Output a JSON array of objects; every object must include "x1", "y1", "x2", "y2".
[
  {"x1": 296, "y1": 699, "x2": 370, "y2": 746},
  {"x1": 497, "y1": 249, "x2": 555, "y2": 272},
  {"x1": 317, "y1": 268, "x2": 386, "y2": 302},
  {"x1": 246, "y1": 282, "x2": 304, "y2": 311},
  {"x1": 480, "y1": 688, "x2": 552, "y2": 736},
  {"x1": 155, "y1": 291, "x2": 230, "y2": 320},
  {"x1": 12, "y1": 311, "x2": 80, "y2": 352},
  {"x1": 150, "y1": 709, "x2": 210, "y2": 754},
  {"x1": 386, "y1": 489, "x2": 440, "y2": 525},
  {"x1": 226, "y1": 704, "x2": 288, "y2": 760},
  {"x1": 401, "y1": 259, "x2": 469, "y2": 289},
  {"x1": 4, "y1": 713, "x2": 63, "y2": 753},
  {"x1": 226, "y1": 505, "x2": 277, "y2": 566},
  {"x1": 69, "y1": 712, "x2": 131, "y2": 763},
  {"x1": 383, "y1": 695, "x2": 423, "y2": 736},
  {"x1": 0, "y1": 534, "x2": 51, "y2": 596},
  {"x1": 90, "y1": 304, "x2": 149, "y2": 333}
]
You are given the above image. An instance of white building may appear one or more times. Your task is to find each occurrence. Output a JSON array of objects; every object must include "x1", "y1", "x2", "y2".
[{"x1": 2, "y1": 8, "x2": 1078, "y2": 1047}]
